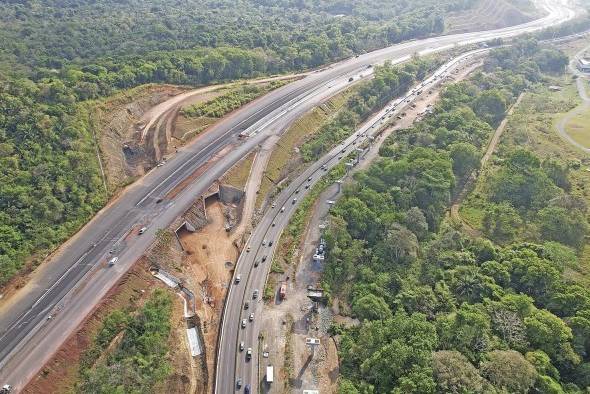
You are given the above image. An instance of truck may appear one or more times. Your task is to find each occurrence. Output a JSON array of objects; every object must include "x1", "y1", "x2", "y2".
[
  {"x1": 279, "y1": 282, "x2": 287, "y2": 300},
  {"x1": 266, "y1": 366, "x2": 274, "y2": 383},
  {"x1": 1, "y1": 385, "x2": 12, "y2": 394}
]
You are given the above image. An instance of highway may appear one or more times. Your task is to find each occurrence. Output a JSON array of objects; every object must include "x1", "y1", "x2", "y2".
[
  {"x1": 0, "y1": 0, "x2": 576, "y2": 390},
  {"x1": 215, "y1": 1, "x2": 579, "y2": 392},
  {"x1": 217, "y1": 46, "x2": 495, "y2": 394}
]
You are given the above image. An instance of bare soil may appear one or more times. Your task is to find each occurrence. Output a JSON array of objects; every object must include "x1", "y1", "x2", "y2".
[{"x1": 178, "y1": 200, "x2": 240, "y2": 393}]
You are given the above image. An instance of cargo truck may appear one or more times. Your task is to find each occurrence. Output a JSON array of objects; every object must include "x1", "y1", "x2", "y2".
[{"x1": 266, "y1": 366, "x2": 274, "y2": 383}]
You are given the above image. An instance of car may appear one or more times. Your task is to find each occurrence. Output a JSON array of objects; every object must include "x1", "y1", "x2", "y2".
[
  {"x1": 245, "y1": 384, "x2": 251, "y2": 394},
  {"x1": 272, "y1": 222, "x2": 276, "y2": 227},
  {"x1": 305, "y1": 184, "x2": 309, "y2": 189},
  {"x1": 321, "y1": 164, "x2": 327, "y2": 170},
  {"x1": 308, "y1": 176, "x2": 312, "y2": 182},
  {"x1": 156, "y1": 197, "x2": 163, "y2": 203},
  {"x1": 253, "y1": 289, "x2": 259, "y2": 299},
  {"x1": 396, "y1": 115, "x2": 402, "y2": 119},
  {"x1": 348, "y1": 77, "x2": 354, "y2": 82},
  {"x1": 246, "y1": 348, "x2": 252, "y2": 360},
  {"x1": 244, "y1": 302, "x2": 250, "y2": 310},
  {"x1": 235, "y1": 275, "x2": 241, "y2": 283},
  {"x1": 239, "y1": 342, "x2": 245, "y2": 351},
  {"x1": 271, "y1": 203, "x2": 276, "y2": 208},
  {"x1": 269, "y1": 240, "x2": 273, "y2": 246},
  {"x1": 341, "y1": 149, "x2": 346, "y2": 153},
  {"x1": 236, "y1": 378, "x2": 242, "y2": 389},
  {"x1": 281, "y1": 206, "x2": 286, "y2": 212},
  {"x1": 241, "y1": 319, "x2": 247, "y2": 328},
  {"x1": 108, "y1": 257, "x2": 118, "y2": 266},
  {"x1": 292, "y1": 198, "x2": 297, "y2": 204},
  {"x1": 246, "y1": 245, "x2": 251, "y2": 252},
  {"x1": 262, "y1": 239, "x2": 267, "y2": 246},
  {"x1": 295, "y1": 188, "x2": 300, "y2": 194},
  {"x1": 338, "y1": 156, "x2": 342, "y2": 160},
  {"x1": 138, "y1": 226, "x2": 147, "y2": 234},
  {"x1": 262, "y1": 255, "x2": 267, "y2": 262},
  {"x1": 254, "y1": 260, "x2": 259, "y2": 267},
  {"x1": 249, "y1": 313, "x2": 254, "y2": 321}
]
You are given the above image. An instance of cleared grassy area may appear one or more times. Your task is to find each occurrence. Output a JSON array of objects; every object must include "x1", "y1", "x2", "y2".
[
  {"x1": 565, "y1": 106, "x2": 590, "y2": 149},
  {"x1": 221, "y1": 151, "x2": 256, "y2": 190},
  {"x1": 256, "y1": 87, "x2": 357, "y2": 208}
]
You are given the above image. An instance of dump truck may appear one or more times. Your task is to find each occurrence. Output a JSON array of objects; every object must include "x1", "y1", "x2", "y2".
[{"x1": 279, "y1": 282, "x2": 287, "y2": 300}]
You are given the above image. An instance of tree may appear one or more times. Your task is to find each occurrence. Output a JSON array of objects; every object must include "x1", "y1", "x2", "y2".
[
  {"x1": 482, "y1": 202, "x2": 522, "y2": 244},
  {"x1": 472, "y1": 89, "x2": 507, "y2": 125},
  {"x1": 449, "y1": 142, "x2": 480, "y2": 178},
  {"x1": 480, "y1": 350, "x2": 537, "y2": 393},
  {"x1": 376, "y1": 223, "x2": 419, "y2": 266},
  {"x1": 437, "y1": 303, "x2": 492, "y2": 362},
  {"x1": 525, "y1": 309, "x2": 579, "y2": 366},
  {"x1": 537, "y1": 206, "x2": 589, "y2": 251},
  {"x1": 352, "y1": 294, "x2": 392, "y2": 321},
  {"x1": 432, "y1": 350, "x2": 488, "y2": 393},
  {"x1": 403, "y1": 207, "x2": 428, "y2": 240}
]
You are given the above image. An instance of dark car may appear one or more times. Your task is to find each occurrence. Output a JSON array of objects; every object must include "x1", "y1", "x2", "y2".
[{"x1": 245, "y1": 385, "x2": 251, "y2": 394}]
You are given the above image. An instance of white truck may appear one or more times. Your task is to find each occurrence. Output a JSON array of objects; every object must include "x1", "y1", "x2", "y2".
[{"x1": 266, "y1": 366, "x2": 274, "y2": 383}]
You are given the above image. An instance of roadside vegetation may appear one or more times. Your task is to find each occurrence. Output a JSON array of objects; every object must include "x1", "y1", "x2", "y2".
[
  {"x1": 323, "y1": 41, "x2": 590, "y2": 393},
  {"x1": 181, "y1": 81, "x2": 288, "y2": 119},
  {"x1": 0, "y1": 0, "x2": 483, "y2": 287},
  {"x1": 77, "y1": 289, "x2": 173, "y2": 393}
]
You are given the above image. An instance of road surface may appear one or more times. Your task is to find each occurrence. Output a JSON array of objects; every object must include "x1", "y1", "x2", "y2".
[{"x1": 0, "y1": 0, "x2": 576, "y2": 390}]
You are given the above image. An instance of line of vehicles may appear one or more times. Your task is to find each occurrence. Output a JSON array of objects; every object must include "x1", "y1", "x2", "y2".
[{"x1": 225, "y1": 45, "x2": 497, "y2": 393}]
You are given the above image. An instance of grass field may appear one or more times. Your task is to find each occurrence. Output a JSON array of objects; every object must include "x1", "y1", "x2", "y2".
[
  {"x1": 221, "y1": 151, "x2": 256, "y2": 190},
  {"x1": 565, "y1": 108, "x2": 590, "y2": 149}
]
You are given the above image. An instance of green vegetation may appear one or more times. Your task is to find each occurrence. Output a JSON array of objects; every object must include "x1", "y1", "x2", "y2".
[
  {"x1": 182, "y1": 81, "x2": 287, "y2": 118},
  {"x1": 301, "y1": 57, "x2": 438, "y2": 161},
  {"x1": 0, "y1": 0, "x2": 480, "y2": 286},
  {"x1": 325, "y1": 42, "x2": 590, "y2": 392},
  {"x1": 78, "y1": 289, "x2": 173, "y2": 394}
]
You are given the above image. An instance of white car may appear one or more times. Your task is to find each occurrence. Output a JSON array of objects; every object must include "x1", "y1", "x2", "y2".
[
  {"x1": 108, "y1": 257, "x2": 118, "y2": 266},
  {"x1": 235, "y1": 275, "x2": 241, "y2": 284},
  {"x1": 138, "y1": 227, "x2": 147, "y2": 234},
  {"x1": 249, "y1": 313, "x2": 254, "y2": 321},
  {"x1": 241, "y1": 319, "x2": 247, "y2": 328}
]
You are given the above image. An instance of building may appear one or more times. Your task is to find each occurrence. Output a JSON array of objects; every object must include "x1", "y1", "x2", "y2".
[{"x1": 577, "y1": 57, "x2": 590, "y2": 73}]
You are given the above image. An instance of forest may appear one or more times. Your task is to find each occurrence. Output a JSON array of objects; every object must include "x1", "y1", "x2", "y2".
[
  {"x1": 323, "y1": 41, "x2": 590, "y2": 393},
  {"x1": 0, "y1": 0, "x2": 479, "y2": 286}
]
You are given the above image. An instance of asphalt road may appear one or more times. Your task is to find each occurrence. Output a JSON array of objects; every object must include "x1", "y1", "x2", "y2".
[
  {"x1": 215, "y1": 2, "x2": 579, "y2": 392},
  {"x1": 0, "y1": 0, "x2": 576, "y2": 390}
]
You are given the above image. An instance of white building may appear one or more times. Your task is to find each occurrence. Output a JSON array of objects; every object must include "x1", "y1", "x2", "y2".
[{"x1": 577, "y1": 58, "x2": 590, "y2": 73}]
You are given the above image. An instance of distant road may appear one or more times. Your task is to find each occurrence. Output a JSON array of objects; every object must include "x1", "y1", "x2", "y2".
[
  {"x1": 0, "y1": 0, "x2": 576, "y2": 390},
  {"x1": 556, "y1": 42, "x2": 590, "y2": 152}
]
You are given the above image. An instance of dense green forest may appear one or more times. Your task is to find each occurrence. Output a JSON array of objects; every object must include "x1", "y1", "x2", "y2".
[
  {"x1": 324, "y1": 42, "x2": 590, "y2": 393},
  {"x1": 0, "y1": 0, "x2": 480, "y2": 286},
  {"x1": 78, "y1": 289, "x2": 172, "y2": 393}
]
